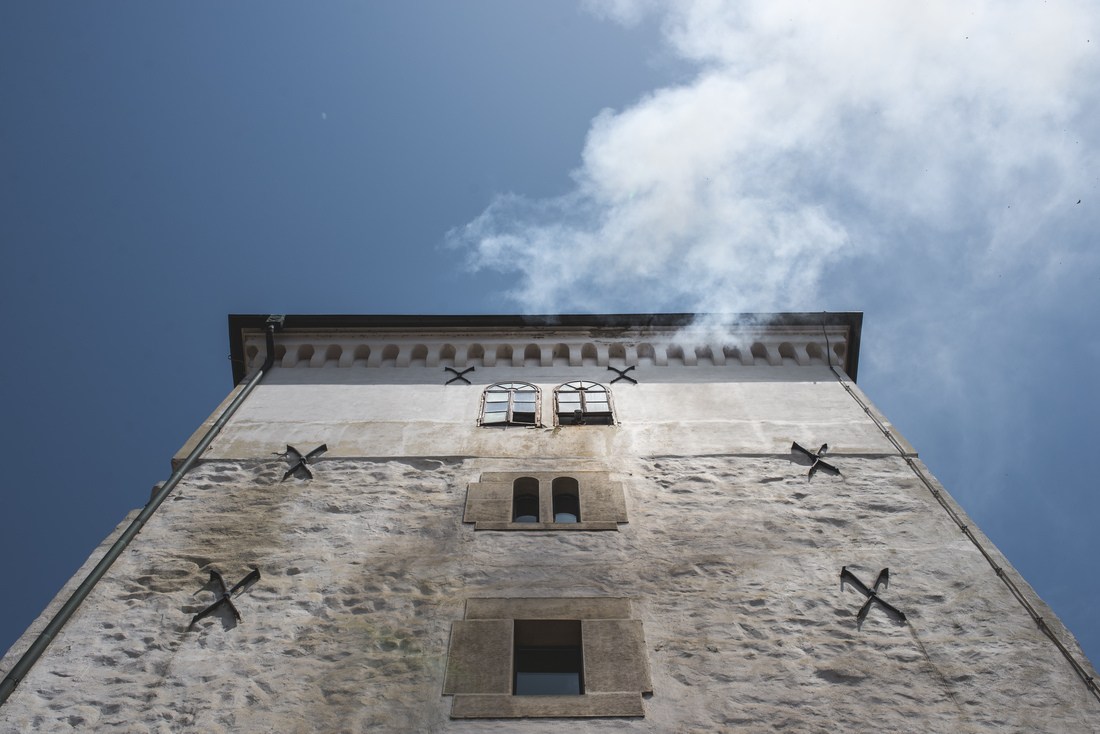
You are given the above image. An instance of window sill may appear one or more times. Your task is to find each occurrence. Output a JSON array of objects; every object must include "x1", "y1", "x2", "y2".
[
  {"x1": 450, "y1": 693, "x2": 643, "y2": 718},
  {"x1": 474, "y1": 521, "x2": 620, "y2": 531}
]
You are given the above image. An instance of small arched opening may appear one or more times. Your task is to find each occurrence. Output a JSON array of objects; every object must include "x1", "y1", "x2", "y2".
[
  {"x1": 513, "y1": 477, "x2": 540, "y2": 523},
  {"x1": 552, "y1": 477, "x2": 580, "y2": 523}
]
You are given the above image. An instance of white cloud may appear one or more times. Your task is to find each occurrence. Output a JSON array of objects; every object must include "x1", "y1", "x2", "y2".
[{"x1": 449, "y1": 0, "x2": 1099, "y2": 321}]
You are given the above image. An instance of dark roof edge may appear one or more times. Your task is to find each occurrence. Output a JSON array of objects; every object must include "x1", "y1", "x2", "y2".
[{"x1": 228, "y1": 312, "x2": 863, "y2": 385}]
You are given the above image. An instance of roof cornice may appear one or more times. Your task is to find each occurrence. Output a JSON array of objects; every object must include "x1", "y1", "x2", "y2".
[{"x1": 227, "y1": 312, "x2": 863, "y2": 385}]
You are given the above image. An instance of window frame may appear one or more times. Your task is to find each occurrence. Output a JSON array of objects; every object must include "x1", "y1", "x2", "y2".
[
  {"x1": 554, "y1": 381, "x2": 614, "y2": 426},
  {"x1": 480, "y1": 382, "x2": 541, "y2": 427}
]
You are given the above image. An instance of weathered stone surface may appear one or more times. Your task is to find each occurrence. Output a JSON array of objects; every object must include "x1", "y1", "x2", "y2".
[{"x1": 3, "y1": 453, "x2": 1097, "y2": 731}]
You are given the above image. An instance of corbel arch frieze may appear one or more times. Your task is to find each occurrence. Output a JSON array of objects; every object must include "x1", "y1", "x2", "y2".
[{"x1": 242, "y1": 332, "x2": 850, "y2": 372}]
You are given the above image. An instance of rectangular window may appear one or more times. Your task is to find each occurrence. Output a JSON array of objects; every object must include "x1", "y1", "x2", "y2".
[
  {"x1": 444, "y1": 598, "x2": 651, "y2": 718},
  {"x1": 514, "y1": 620, "x2": 583, "y2": 696}
]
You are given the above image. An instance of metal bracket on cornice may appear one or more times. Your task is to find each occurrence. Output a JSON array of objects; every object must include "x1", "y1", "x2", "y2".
[
  {"x1": 840, "y1": 567, "x2": 907, "y2": 628},
  {"x1": 188, "y1": 567, "x2": 261, "y2": 629},
  {"x1": 445, "y1": 366, "x2": 474, "y2": 385},
  {"x1": 607, "y1": 365, "x2": 637, "y2": 384},
  {"x1": 275, "y1": 444, "x2": 327, "y2": 481},
  {"x1": 790, "y1": 442, "x2": 840, "y2": 480}
]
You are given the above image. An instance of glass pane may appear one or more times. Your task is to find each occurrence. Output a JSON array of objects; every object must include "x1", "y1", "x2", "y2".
[
  {"x1": 482, "y1": 413, "x2": 506, "y2": 424},
  {"x1": 558, "y1": 393, "x2": 581, "y2": 405},
  {"x1": 514, "y1": 648, "x2": 583, "y2": 695},
  {"x1": 515, "y1": 671, "x2": 581, "y2": 695},
  {"x1": 513, "y1": 494, "x2": 539, "y2": 522},
  {"x1": 484, "y1": 402, "x2": 507, "y2": 413},
  {"x1": 553, "y1": 493, "x2": 580, "y2": 522},
  {"x1": 485, "y1": 392, "x2": 509, "y2": 402}
]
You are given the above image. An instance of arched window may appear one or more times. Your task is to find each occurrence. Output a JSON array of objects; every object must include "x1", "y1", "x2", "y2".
[
  {"x1": 482, "y1": 382, "x2": 539, "y2": 426},
  {"x1": 554, "y1": 381, "x2": 613, "y2": 425},
  {"x1": 552, "y1": 477, "x2": 580, "y2": 523},
  {"x1": 513, "y1": 477, "x2": 540, "y2": 523}
]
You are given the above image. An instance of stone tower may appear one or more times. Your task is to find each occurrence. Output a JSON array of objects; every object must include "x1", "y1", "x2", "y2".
[{"x1": 1, "y1": 313, "x2": 1097, "y2": 731}]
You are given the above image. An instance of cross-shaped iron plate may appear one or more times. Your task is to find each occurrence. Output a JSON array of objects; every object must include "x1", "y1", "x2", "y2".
[
  {"x1": 444, "y1": 366, "x2": 475, "y2": 385},
  {"x1": 275, "y1": 444, "x2": 327, "y2": 481},
  {"x1": 189, "y1": 567, "x2": 261, "y2": 629},
  {"x1": 790, "y1": 442, "x2": 841, "y2": 480},
  {"x1": 840, "y1": 566, "x2": 907, "y2": 627},
  {"x1": 607, "y1": 365, "x2": 638, "y2": 384}
]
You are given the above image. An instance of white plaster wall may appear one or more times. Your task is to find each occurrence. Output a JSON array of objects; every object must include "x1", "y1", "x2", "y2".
[{"x1": 193, "y1": 365, "x2": 906, "y2": 460}]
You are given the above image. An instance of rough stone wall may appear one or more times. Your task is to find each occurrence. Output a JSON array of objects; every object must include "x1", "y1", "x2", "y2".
[{"x1": 3, "y1": 453, "x2": 1097, "y2": 732}]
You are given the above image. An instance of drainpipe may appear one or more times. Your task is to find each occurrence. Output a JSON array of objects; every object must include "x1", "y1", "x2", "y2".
[{"x1": 0, "y1": 315, "x2": 285, "y2": 706}]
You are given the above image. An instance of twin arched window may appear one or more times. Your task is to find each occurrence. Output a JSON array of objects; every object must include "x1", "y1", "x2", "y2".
[
  {"x1": 480, "y1": 382, "x2": 615, "y2": 427},
  {"x1": 511, "y1": 476, "x2": 580, "y2": 524}
]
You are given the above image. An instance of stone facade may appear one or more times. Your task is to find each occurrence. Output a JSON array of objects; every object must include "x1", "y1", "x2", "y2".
[{"x1": 2, "y1": 314, "x2": 1097, "y2": 732}]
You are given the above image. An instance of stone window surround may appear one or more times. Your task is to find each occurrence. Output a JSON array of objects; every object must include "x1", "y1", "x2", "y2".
[
  {"x1": 443, "y1": 597, "x2": 652, "y2": 719},
  {"x1": 463, "y1": 472, "x2": 628, "y2": 531}
]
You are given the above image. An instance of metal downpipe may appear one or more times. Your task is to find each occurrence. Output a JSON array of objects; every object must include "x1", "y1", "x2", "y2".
[{"x1": 0, "y1": 315, "x2": 283, "y2": 706}]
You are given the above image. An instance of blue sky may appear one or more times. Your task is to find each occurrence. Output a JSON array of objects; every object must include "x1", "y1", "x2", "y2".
[{"x1": 2, "y1": 0, "x2": 1098, "y2": 676}]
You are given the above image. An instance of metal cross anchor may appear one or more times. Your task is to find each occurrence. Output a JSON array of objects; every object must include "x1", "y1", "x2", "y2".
[
  {"x1": 790, "y1": 442, "x2": 841, "y2": 480},
  {"x1": 444, "y1": 366, "x2": 475, "y2": 385},
  {"x1": 840, "y1": 567, "x2": 907, "y2": 628},
  {"x1": 188, "y1": 567, "x2": 261, "y2": 629},
  {"x1": 607, "y1": 365, "x2": 638, "y2": 384},
  {"x1": 275, "y1": 444, "x2": 327, "y2": 481}
]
